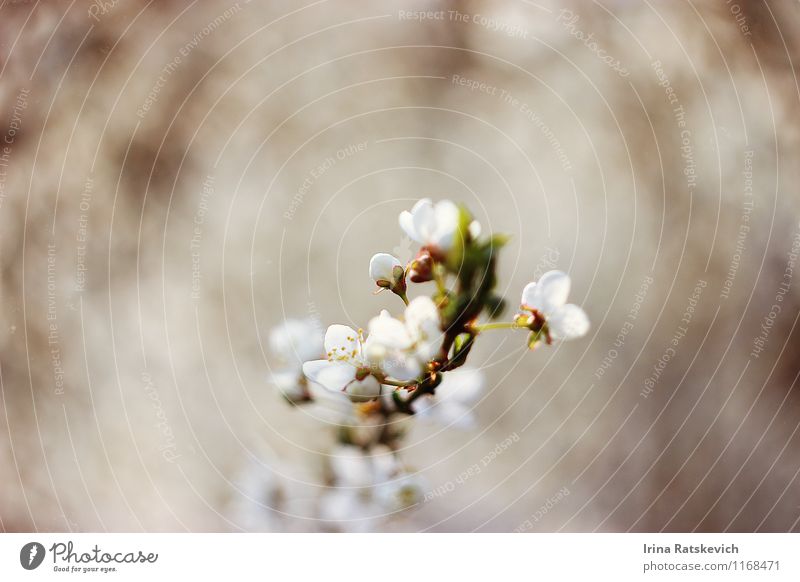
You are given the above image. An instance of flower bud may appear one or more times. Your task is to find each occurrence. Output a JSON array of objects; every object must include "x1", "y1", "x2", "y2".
[
  {"x1": 369, "y1": 253, "x2": 404, "y2": 287},
  {"x1": 408, "y1": 249, "x2": 434, "y2": 283}
]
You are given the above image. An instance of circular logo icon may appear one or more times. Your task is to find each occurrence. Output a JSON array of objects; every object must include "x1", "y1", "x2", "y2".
[{"x1": 20, "y1": 542, "x2": 45, "y2": 570}]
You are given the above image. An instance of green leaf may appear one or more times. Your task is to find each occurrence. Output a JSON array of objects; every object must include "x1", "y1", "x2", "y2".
[
  {"x1": 444, "y1": 332, "x2": 475, "y2": 371},
  {"x1": 453, "y1": 332, "x2": 472, "y2": 353}
]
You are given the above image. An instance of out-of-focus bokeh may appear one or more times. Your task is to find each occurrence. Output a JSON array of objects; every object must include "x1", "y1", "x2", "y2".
[{"x1": 1, "y1": 0, "x2": 799, "y2": 532}]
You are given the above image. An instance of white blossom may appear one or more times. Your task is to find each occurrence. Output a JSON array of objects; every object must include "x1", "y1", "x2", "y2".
[
  {"x1": 328, "y1": 444, "x2": 398, "y2": 487},
  {"x1": 269, "y1": 318, "x2": 323, "y2": 365},
  {"x1": 399, "y1": 198, "x2": 461, "y2": 251},
  {"x1": 227, "y1": 450, "x2": 320, "y2": 532},
  {"x1": 318, "y1": 490, "x2": 381, "y2": 532},
  {"x1": 268, "y1": 318, "x2": 324, "y2": 401},
  {"x1": 404, "y1": 296, "x2": 442, "y2": 361},
  {"x1": 302, "y1": 325, "x2": 382, "y2": 402},
  {"x1": 520, "y1": 270, "x2": 589, "y2": 341},
  {"x1": 320, "y1": 444, "x2": 401, "y2": 532},
  {"x1": 365, "y1": 297, "x2": 442, "y2": 381},
  {"x1": 270, "y1": 369, "x2": 307, "y2": 401},
  {"x1": 374, "y1": 472, "x2": 427, "y2": 512},
  {"x1": 228, "y1": 460, "x2": 285, "y2": 532},
  {"x1": 305, "y1": 379, "x2": 358, "y2": 424},
  {"x1": 414, "y1": 367, "x2": 485, "y2": 429}
]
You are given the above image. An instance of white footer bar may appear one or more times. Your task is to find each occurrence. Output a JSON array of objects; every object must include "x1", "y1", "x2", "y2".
[{"x1": 1, "y1": 533, "x2": 797, "y2": 581}]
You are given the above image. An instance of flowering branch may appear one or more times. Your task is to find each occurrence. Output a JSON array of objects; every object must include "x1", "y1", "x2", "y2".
[{"x1": 266, "y1": 198, "x2": 590, "y2": 529}]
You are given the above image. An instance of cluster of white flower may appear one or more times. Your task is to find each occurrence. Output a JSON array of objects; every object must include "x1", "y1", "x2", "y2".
[
  {"x1": 261, "y1": 198, "x2": 589, "y2": 531},
  {"x1": 318, "y1": 444, "x2": 428, "y2": 532}
]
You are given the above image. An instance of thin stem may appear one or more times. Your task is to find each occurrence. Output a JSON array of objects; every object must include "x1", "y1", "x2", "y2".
[
  {"x1": 381, "y1": 377, "x2": 418, "y2": 387},
  {"x1": 433, "y1": 264, "x2": 447, "y2": 295},
  {"x1": 470, "y1": 321, "x2": 522, "y2": 333},
  {"x1": 397, "y1": 290, "x2": 409, "y2": 306},
  {"x1": 391, "y1": 372, "x2": 442, "y2": 414}
]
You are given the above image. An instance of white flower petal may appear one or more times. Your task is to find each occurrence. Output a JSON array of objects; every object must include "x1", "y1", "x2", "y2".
[
  {"x1": 324, "y1": 324, "x2": 362, "y2": 363},
  {"x1": 306, "y1": 381, "x2": 355, "y2": 423},
  {"x1": 431, "y1": 200, "x2": 460, "y2": 250},
  {"x1": 432, "y1": 402, "x2": 476, "y2": 430},
  {"x1": 301, "y1": 359, "x2": 329, "y2": 380},
  {"x1": 367, "y1": 311, "x2": 413, "y2": 350},
  {"x1": 269, "y1": 319, "x2": 323, "y2": 364},
  {"x1": 436, "y1": 367, "x2": 485, "y2": 405},
  {"x1": 369, "y1": 253, "x2": 402, "y2": 284},
  {"x1": 405, "y1": 296, "x2": 440, "y2": 335},
  {"x1": 410, "y1": 198, "x2": 433, "y2": 215},
  {"x1": 363, "y1": 336, "x2": 389, "y2": 370},
  {"x1": 329, "y1": 445, "x2": 374, "y2": 488},
  {"x1": 415, "y1": 395, "x2": 476, "y2": 429},
  {"x1": 414, "y1": 340, "x2": 440, "y2": 362},
  {"x1": 404, "y1": 296, "x2": 442, "y2": 360},
  {"x1": 520, "y1": 282, "x2": 537, "y2": 307},
  {"x1": 468, "y1": 220, "x2": 482, "y2": 239},
  {"x1": 271, "y1": 369, "x2": 305, "y2": 400},
  {"x1": 344, "y1": 374, "x2": 382, "y2": 402},
  {"x1": 363, "y1": 296, "x2": 442, "y2": 383},
  {"x1": 303, "y1": 359, "x2": 356, "y2": 392},
  {"x1": 521, "y1": 270, "x2": 571, "y2": 314},
  {"x1": 415, "y1": 367, "x2": 484, "y2": 429},
  {"x1": 404, "y1": 296, "x2": 438, "y2": 325},
  {"x1": 399, "y1": 198, "x2": 464, "y2": 251},
  {"x1": 547, "y1": 303, "x2": 590, "y2": 340},
  {"x1": 381, "y1": 352, "x2": 422, "y2": 382},
  {"x1": 399, "y1": 210, "x2": 420, "y2": 243},
  {"x1": 318, "y1": 490, "x2": 380, "y2": 532},
  {"x1": 370, "y1": 446, "x2": 401, "y2": 483},
  {"x1": 228, "y1": 460, "x2": 285, "y2": 532},
  {"x1": 329, "y1": 444, "x2": 398, "y2": 488},
  {"x1": 412, "y1": 198, "x2": 437, "y2": 244},
  {"x1": 374, "y1": 472, "x2": 427, "y2": 511}
]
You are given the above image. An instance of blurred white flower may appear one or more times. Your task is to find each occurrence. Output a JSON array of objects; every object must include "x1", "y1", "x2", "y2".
[
  {"x1": 271, "y1": 369, "x2": 307, "y2": 402},
  {"x1": 329, "y1": 444, "x2": 398, "y2": 487},
  {"x1": 520, "y1": 270, "x2": 589, "y2": 344},
  {"x1": 414, "y1": 367, "x2": 485, "y2": 429},
  {"x1": 269, "y1": 318, "x2": 323, "y2": 365},
  {"x1": 399, "y1": 198, "x2": 482, "y2": 253},
  {"x1": 374, "y1": 472, "x2": 427, "y2": 512},
  {"x1": 232, "y1": 449, "x2": 345, "y2": 532},
  {"x1": 305, "y1": 380, "x2": 358, "y2": 424},
  {"x1": 399, "y1": 198, "x2": 460, "y2": 251},
  {"x1": 228, "y1": 455, "x2": 290, "y2": 532},
  {"x1": 404, "y1": 296, "x2": 442, "y2": 361},
  {"x1": 369, "y1": 253, "x2": 404, "y2": 288},
  {"x1": 365, "y1": 311, "x2": 420, "y2": 382},
  {"x1": 302, "y1": 324, "x2": 382, "y2": 402},
  {"x1": 318, "y1": 490, "x2": 381, "y2": 533},
  {"x1": 365, "y1": 297, "x2": 442, "y2": 381},
  {"x1": 319, "y1": 444, "x2": 401, "y2": 532},
  {"x1": 392, "y1": 235, "x2": 414, "y2": 264},
  {"x1": 268, "y1": 318, "x2": 324, "y2": 401}
]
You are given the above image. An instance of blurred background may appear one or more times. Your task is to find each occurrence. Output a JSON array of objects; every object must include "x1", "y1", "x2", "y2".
[{"x1": 1, "y1": 0, "x2": 799, "y2": 532}]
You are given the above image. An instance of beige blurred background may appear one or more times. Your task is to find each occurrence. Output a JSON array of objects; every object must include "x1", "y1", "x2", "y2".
[{"x1": 1, "y1": 0, "x2": 799, "y2": 532}]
